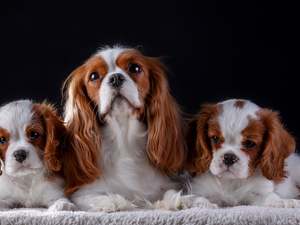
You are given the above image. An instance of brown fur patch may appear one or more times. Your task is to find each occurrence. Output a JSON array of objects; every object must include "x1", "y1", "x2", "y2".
[
  {"x1": 62, "y1": 57, "x2": 105, "y2": 195},
  {"x1": 234, "y1": 100, "x2": 246, "y2": 108},
  {"x1": 26, "y1": 111, "x2": 46, "y2": 161},
  {"x1": 0, "y1": 127, "x2": 10, "y2": 161},
  {"x1": 258, "y1": 108, "x2": 295, "y2": 183},
  {"x1": 32, "y1": 102, "x2": 67, "y2": 172},
  {"x1": 241, "y1": 116, "x2": 266, "y2": 176},
  {"x1": 207, "y1": 110, "x2": 224, "y2": 152},
  {"x1": 84, "y1": 56, "x2": 108, "y2": 105},
  {"x1": 185, "y1": 103, "x2": 223, "y2": 174}
]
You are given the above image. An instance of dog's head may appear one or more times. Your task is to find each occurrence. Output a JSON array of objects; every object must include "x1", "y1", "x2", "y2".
[
  {"x1": 185, "y1": 99, "x2": 295, "y2": 182},
  {"x1": 0, "y1": 100, "x2": 66, "y2": 177}
]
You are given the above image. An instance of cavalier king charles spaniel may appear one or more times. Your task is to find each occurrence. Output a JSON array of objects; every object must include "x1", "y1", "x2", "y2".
[
  {"x1": 0, "y1": 100, "x2": 77, "y2": 211},
  {"x1": 185, "y1": 99, "x2": 300, "y2": 208},
  {"x1": 62, "y1": 46, "x2": 192, "y2": 212}
]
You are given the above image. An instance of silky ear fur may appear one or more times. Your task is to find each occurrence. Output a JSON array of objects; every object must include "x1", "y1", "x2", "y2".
[
  {"x1": 259, "y1": 109, "x2": 296, "y2": 183},
  {"x1": 185, "y1": 104, "x2": 218, "y2": 174},
  {"x1": 62, "y1": 65, "x2": 102, "y2": 196},
  {"x1": 144, "y1": 57, "x2": 185, "y2": 176},
  {"x1": 33, "y1": 102, "x2": 66, "y2": 172}
]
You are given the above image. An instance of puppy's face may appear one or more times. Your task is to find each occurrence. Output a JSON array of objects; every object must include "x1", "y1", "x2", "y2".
[
  {"x1": 185, "y1": 99, "x2": 295, "y2": 182},
  {"x1": 0, "y1": 100, "x2": 65, "y2": 177},
  {"x1": 208, "y1": 100, "x2": 265, "y2": 179}
]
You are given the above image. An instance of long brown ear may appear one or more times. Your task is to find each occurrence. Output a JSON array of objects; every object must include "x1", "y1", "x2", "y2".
[
  {"x1": 185, "y1": 104, "x2": 218, "y2": 174},
  {"x1": 33, "y1": 102, "x2": 66, "y2": 171},
  {"x1": 144, "y1": 57, "x2": 185, "y2": 176},
  {"x1": 259, "y1": 109, "x2": 296, "y2": 183},
  {"x1": 62, "y1": 65, "x2": 102, "y2": 196}
]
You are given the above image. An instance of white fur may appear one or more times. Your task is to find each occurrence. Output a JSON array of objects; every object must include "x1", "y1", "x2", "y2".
[
  {"x1": 68, "y1": 47, "x2": 192, "y2": 212},
  {"x1": 276, "y1": 154, "x2": 300, "y2": 200},
  {"x1": 190, "y1": 99, "x2": 300, "y2": 208},
  {"x1": 0, "y1": 100, "x2": 76, "y2": 211}
]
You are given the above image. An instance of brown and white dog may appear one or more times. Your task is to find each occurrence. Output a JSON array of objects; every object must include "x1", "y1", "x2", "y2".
[
  {"x1": 62, "y1": 46, "x2": 192, "y2": 212},
  {"x1": 185, "y1": 99, "x2": 300, "y2": 208},
  {"x1": 0, "y1": 100, "x2": 77, "y2": 211}
]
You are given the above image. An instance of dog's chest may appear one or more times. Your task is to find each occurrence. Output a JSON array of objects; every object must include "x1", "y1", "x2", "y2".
[
  {"x1": 193, "y1": 169, "x2": 275, "y2": 206},
  {"x1": 2, "y1": 173, "x2": 45, "y2": 206},
  {"x1": 99, "y1": 117, "x2": 167, "y2": 196}
]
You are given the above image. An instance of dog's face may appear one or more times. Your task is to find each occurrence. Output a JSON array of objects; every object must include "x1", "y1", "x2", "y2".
[
  {"x1": 96, "y1": 48, "x2": 149, "y2": 118},
  {"x1": 207, "y1": 100, "x2": 264, "y2": 179},
  {"x1": 185, "y1": 99, "x2": 295, "y2": 182},
  {"x1": 0, "y1": 100, "x2": 65, "y2": 177},
  {"x1": 65, "y1": 47, "x2": 163, "y2": 122}
]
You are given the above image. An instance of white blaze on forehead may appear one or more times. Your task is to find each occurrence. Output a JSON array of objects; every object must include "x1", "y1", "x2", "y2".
[
  {"x1": 0, "y1": 100, "x2": 34, "y2": 136},
  {"x1": 217, "y1": 99, "x2": 260, "y2": 145},
  {"x1": 94, "y1": 47, "x2": 128, "y2": 73}
]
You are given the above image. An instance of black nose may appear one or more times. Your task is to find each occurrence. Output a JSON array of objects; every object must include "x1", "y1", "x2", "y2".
[
  {"x1": 13, "y1": 150, "x2": 27, "y2": 163},
  {"x1": 108, "y1": 73, "x2": 125, "y2": 88},
  {"x1": 223, "y1": 154, "x2": 237, "y2": 166}
]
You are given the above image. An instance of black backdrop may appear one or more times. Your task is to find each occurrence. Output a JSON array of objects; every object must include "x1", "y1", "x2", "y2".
[{"x1": 0, "y1": 1, "x2": 299, "y2": 147}]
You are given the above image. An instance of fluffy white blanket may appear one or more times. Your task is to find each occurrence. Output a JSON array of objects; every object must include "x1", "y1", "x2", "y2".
[{"x1": 1, "y1": 206, "x2": 300, "y2": 225}]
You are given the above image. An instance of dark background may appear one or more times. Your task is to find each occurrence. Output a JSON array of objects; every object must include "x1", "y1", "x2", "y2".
[{"x1": 0, "y1": 1, "x2": 299, "y2": 147}]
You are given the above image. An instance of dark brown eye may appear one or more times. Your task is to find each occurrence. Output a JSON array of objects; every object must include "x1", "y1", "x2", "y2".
[
  {"x1": 0, "y1": 137, "x2": 7, "y2": 144},
  {"x1": 30, "y1": 132, "x2": 40, "y2": 140},
  {"x1": 128, "y1": 64, "x2": 142, "y2": 75},
  {"x1": 90, "y1": 72, "x2": 101, "y2": 82},
  {"x1": 245, "y1": 141, "x2": 255, "y2": 148},
  {"x1": 212, "y1": 136, "x2": 220, "y2": 144}
]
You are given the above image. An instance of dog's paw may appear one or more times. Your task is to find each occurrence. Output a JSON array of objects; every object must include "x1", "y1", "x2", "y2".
[
  {"x1": 48, "y1": 201, "x2": 78, "y2": 212},
  {"x1": 192, "y1": 202, "x2": 219, "y2": 209},
  {"x1": 268, "y1": 199, "x2": 300, "y2": 208},
  {"x1": 90, "y1": 194, "x2": 135, "y2": 213},
  {"x1": 149, "y1": 190, "x2": 194, "y2": 211},
  {"x1": 192, "y1": 197, "x2": 219, "y2": 209}
]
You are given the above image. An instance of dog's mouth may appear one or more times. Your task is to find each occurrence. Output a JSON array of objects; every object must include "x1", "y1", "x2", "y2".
[
  {"x1": 5, "y1": 164, "x2": 38, "y2": 177},
  {"x1": 3, "y1": 157, "x2": 44, "y2": 176},
  {"x1": 214, "y1": 165, "x2": 240, "y2": 178},
  {"x1": 101, "y1": 92, "x2": 141, "y2": 119},
  {"x1": 217, "y1": 166, "x2": 251, "y2": 180},
  {"x1": 216, "y1": 170, "x2": 239, "y2": 179},
  {"x1": 112, "y1": 93, "x2": 129, "y2": 104}
]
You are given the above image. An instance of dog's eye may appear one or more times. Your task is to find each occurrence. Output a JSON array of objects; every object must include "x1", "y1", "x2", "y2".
[
  {"x1": 90, "y1": 72, "x2": 101, "y2": 82},
  {"x1": 30, "y1": 132, "x2": 40, "y2": 140},
  {"x1": 0, "y1": 137, "x2": 7, "y2": 145},
  {"x1": 128, "y1": 64, "x2": 142, "y2": 75},
  {"x1": 245, "y1": 141, "x2": 255, "y2": 148},
  {"x1": 212, "y1": 136, "x2": 220, "y2": 144}
]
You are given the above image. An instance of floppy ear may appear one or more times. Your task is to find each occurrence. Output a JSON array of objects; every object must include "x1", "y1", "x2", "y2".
[
  {"x1": 259, "y1": 109, "x2": 296, "y2": 183},
  {"x1": 62, "y1": 65, "x2": 102, "y2": 196},
  {"x1": 185, "y1": 104, "x2": 217, "y2": 174},
  {"x1": 33, "y1": 102, "x2": 66, "y2": 171},
  {"x1": 144, "y1": 57, "x2": 185, "y2": 176}
]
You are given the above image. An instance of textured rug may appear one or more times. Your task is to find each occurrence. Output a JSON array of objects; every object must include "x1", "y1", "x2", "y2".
[{"x1": 1, "y1": 206, "x2": 300, "y2": 225}]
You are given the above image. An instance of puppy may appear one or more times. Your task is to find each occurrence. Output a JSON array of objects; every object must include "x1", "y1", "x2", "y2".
[
  {"x1": 0, "y1": 100, "x2": 77, "y2": 211},
  {"x1": 185, "y1": 99, "x2": 300, "y2": 208},
  {"x1": 62, "y1": 46, "x2": 192, "y2": 212}
]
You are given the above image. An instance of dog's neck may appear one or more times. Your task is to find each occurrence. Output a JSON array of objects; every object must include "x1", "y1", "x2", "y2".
[
  {"x1": 2, "y1": 167, "x2": 47, "y2": 190},
  {"x1": 99, "y1": 103, "x2": 148, "y2": 170}
]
